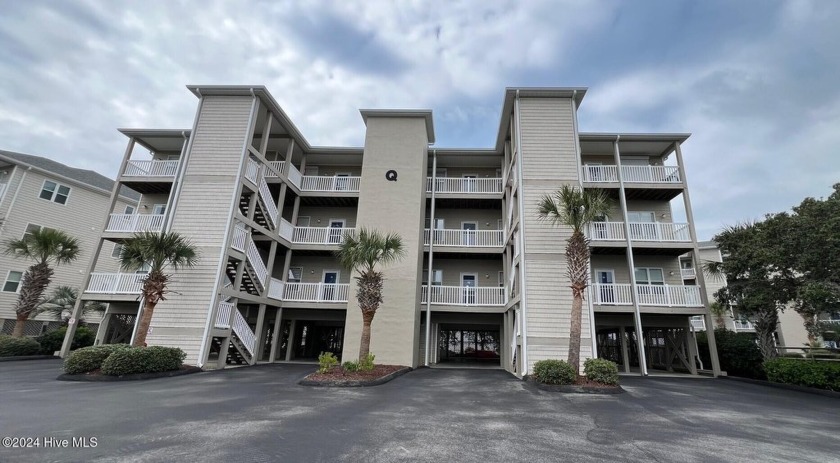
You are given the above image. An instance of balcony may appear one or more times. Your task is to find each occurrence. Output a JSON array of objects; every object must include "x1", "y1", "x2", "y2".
[
  {"x1": 123, "y1": 160, "x2": 179, "y2": 177},
  {"x1": 268, "y1": 278, "x2": 349, "y2": 303},
  {"x1": 86, "y1": 273, "x2": 146, "y2": 295},
  {"x1": 681, "y1": 267, "x2": 696, "y2": 279},
  {"x1": 299, "y1": 175, "x2": 361, "y2": 193},
  {"x1": 588, "y1": 222, "x2": 691, "y2": 242},
  {"x1": 421, "y1": 285, "x2": 507, "y2": 307},
  {"x1": 591, "y1": 283, "x2": 703, "y2": 307},
  {"x1": 426, "y1": 177, "x2": 503, "y2": 194},
  {"x1": 582, "y1": 165, "x2": 681, "y2": 184},
  {"x1": 424, "y1": 229, "x2": 504, "y2": 248},
  {"x1": 105, "y1": 214, "x2": 165, "y2": 233},
  {"x1": 292, "y1": 226, "x2": 355, "y2": 245}
]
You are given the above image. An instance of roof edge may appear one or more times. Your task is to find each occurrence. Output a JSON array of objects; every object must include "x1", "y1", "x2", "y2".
[{"x1": 359, "y1": 109, "x2": 435, "y2": 144}]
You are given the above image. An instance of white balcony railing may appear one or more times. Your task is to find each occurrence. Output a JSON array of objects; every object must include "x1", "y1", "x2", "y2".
[
  {"x1": 287, "y1": 164, "x2": 302, "y2": 188},
  {"x1": 282, "y1": 282, "x2": 349, "y2": 302},
  {"x1": 300, "y1": 176, "x2": 361, "y2": 192},
  {"x1": 124, "y1": 160, "x2": 179, "y2": 177},
  {"x1": 105, "y1": 214, "x2": 165, "y2": 233},
  {"x1": 292, "y1": 227, "x2": 355, "y2": 245},
  {"x1": 86, "y1": 273, "x2": 146, "y2": 294},
  {"x1": 588, "y1": 222, "x2": 691, "y2": 242},
  {"x1": 421, "y1": 285, "x2": 507, "y2": 306},
  {"x1": 583, "y1": 165, "x2": 681, "y2": 184},
  {"x1": 231, "y1": 222, "x2": 247, "y2": 252},
  {"x1": 681, "y1": 268, "x2": 697, "y2": 279},
  {"x1": 424, "y1": 229, "x2": 504, "y2": 247},
  {"x1": 258, "y1": 178, "x2": 278, "y2": 229},
  {"x1": 264, "y1": 161, "x2": 286, "y2": 177},
  {"x1": 591, "y1": 283, "x2": 703, "y2": 307},
  {"x1": 244, "y1": 158, "x2": 260, "y2": 184},
  {"x1": 246, "y1": 238, "x2": 267, "y2": 287},
  {"x1": 690, "y1": 316, "x2": 706, "y2": 331},
  {"x1": 232, "y1": 308, "x2": 256, "y2": 356},
  {"x1": 734, "y1": 320, "x2": 755, "y2": 331},
  {"x1": 214, "y1": 301, "x2": 234, "y2": 329},
  {"x1": 426, "y1": 177, "x2": 503, "y2": 194}
]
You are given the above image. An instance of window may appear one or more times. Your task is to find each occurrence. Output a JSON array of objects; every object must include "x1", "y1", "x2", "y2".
[
  {"x1": 112, "y1": 243, "x2": 124, "y2": 258},
  {"x1": 288, "y1": 267, "x2": 302, "y2": 283},
  {"x1": 22, "y1": 224, "x2": 55, "y2": 240},
  {"x1": 635, "y1": 268, "x2": 664, "y2": 285},
  {"x1": 152, "y1": 204, "x2": 166, "y2": 215},
  {"x1": 296, "y1": 216, "x2": 311, "y2": 227},
  {"x1": 422, "y1": 269, "x2": 443, "y2": 286},
  {"x1": 3, "y1": 271, "x2": 22, "y2": 292},
  {"x1": 498, "y1": 271, "x2": 505, "y2": 287},
  {"x1": 124, "y1": 205, "x2": 136, "y2": 215},
  {"x1": 39, "y1": 180, "x2": 71, "y2": 204}
]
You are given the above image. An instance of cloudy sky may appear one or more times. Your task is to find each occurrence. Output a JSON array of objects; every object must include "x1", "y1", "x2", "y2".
[{"x1": 1, "y1": 0, "x2": 838, "y2": 239}]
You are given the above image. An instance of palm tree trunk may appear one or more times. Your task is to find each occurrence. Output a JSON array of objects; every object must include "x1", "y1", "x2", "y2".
[
  {"x1": 11, "y1": 263, "x2": 53, "y2": 337},
  {"x1": 133, "y1": 299, "x2": 156, "y2": 347},
  {"x1": 715, "y1": 315, "x2": 725, "y2": 330},
  {"x1": 568, "y1": 289, "x2": 584, "y2": 376},
  {"x1": 753, "y1": 309, "x2": 779, "y2": 360},
  {"x1": 359, "y1": 311, "x2": 374, "y2": 360}
]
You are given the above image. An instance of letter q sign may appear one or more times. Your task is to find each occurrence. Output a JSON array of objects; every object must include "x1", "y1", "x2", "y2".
[{"x1": 385, "y1": 170, "x2": 398, "y2": 181}]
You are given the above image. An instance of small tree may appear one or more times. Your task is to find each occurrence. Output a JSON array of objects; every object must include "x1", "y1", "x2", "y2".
[
  {"x1": 709, "y1": 302, "x2": 728, "y2": 330},
  {"x1": 537, "y1": 186, "x2": 612, "y2": 376},
  {"x1": 119, "y1": 231, "x2": 198, "y2": 347},
  {"x1": 336, "y1": 228, "x2": 404, "y2": 361},
  {"x1": 38, "y1": 286, "x2": 106, "y2": 325},
  {"x1": 4, "y1": 228, "x2": 80, "y2": 337}
]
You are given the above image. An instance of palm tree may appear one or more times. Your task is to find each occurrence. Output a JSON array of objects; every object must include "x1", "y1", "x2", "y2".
[
  {"x1": 38, "y1": 286, "x2": 106, "y2": 324},
  {"x1": 4, "y1": 228, "x2": 80, "y2": 337},
  {"x1": 709, "y1": 302, "x2": 728, "y2": 330},
  {"x1": 118, "y1": 231, "x2": 198, "y2": 347},
  {"x1": 537, "y1": 185, "x2": 612, "y2": 376},
  {"x1": 336, "y1": 228, "x2": 405, "y2": 361}
]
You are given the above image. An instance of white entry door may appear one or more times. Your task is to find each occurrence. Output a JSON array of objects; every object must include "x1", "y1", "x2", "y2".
[
  {"x1": 462, "y1": 174, "x2": 477, "y2": 192},
  {"x1": 328, "y1": 219, "x2": 345, "y2": 243},
  {"x1": 462, "y1": 222, "x2": 477, "y2": 246},
  {"x1": 627, "y1": 211, "x2": 657, "y2": 240},
  {"x1": 322, "y1": 270, "x2": 339, "y2": 301},
  {"x1": 461, "y1": 274, "x2": 477, "y2": 304},
  {"x1": 595, "y1": 269, "x2": 616, "y2": 304}
]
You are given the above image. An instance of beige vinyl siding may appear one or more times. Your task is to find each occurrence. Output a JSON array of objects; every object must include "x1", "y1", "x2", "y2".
[
  {"x1": 590, "y1": 255, "x2": 684, "y2": 286},
  {"x1": 431, "y1": 167, "x2": 500, "y2": 178},
  {"x1": 425, "y1": 257, "x2": 503, "y2": 287},
  {"x1": 283, "y1": 256, "x2": 351, "y2": 284},
  {"x1": 0, "y1": 165, "x2": 25, "y2": 218},
  {"x1": 0, "y1": 169, "x2": 132, "y2": 325},
  {"x1": 428, "y1": 208, "x2": 503, "y2": 229},
  {"x1": 517, "y1": 97, "x2": 592, "y2": 370},
  {"x1": 136, "y1": 194, "x2": 170, "y2": 212},
  {"x1": 295, "y1": 207, "x2": 357, "y2": 227},
  {"x1": 302, "y1": 165, "x2": 362, "y2": 177},
  {"x1": 147, "y1": 95, "x2": 254, "y2": 363}
]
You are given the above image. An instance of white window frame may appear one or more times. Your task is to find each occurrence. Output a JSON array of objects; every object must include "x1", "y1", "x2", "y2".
[
  {"x1": 594, "y1": 269, "x2": 616, "y2": 285},
  {"x1": 3, "y1": 270, "x2": 23, "y2": 293},
  {"x1": 635, "y1": 267, "x2": 665, "y2": 285},
  {"x1": 328, "y1": 219, "x2": 346, "y2": 243},
  {"x1": 322, "y1": 269, "x2": 340, "y2": 284},
  {"x1": 296, "y1": 216, "x2": 311, "y2": 227},
  {"x1": 423, "y1": 269, "x2": 443, "y2": 286},
  {"x1": 112, "y1": 243, "x2": 124, "y2": 259},
  {"x1": 124, "y1": 205, "x2": 136, "y2": 214},
  {"x1": 498, "y1": 271, "x2": 504, "y2": 287},
  {"x1": 288, "y1": 267, "x2": 302, "y2": 283},
  {"x1": 152, "y1": 204, "x2": 166, "y2": 215},
  {"x1": 39, "y1": 180, "x2": 71, "y2": 205}
]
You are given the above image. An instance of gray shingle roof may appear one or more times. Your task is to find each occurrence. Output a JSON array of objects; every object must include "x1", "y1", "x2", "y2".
[{"x1": 0, "y1": 149, "x2": 140, "y2": 201}]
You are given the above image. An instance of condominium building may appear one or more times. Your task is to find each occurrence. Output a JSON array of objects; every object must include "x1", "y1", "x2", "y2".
[
  {"x1": 0, "y1": 150, "x2": 139, "y2": 335},
  {"x1": 69, "y1": 85, "x2": 721, "y2": 376}
]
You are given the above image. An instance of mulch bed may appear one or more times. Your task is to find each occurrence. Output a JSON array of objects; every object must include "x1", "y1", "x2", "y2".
[
  {"x1": 300, "y1": 365, "x2": 411, "y2": 387},
  {"x1": 530, "y1": 375, "x2": 624, "y2": 394},
  {"x1": 57, "y1": 365, "x2": 202, "y2": 382}
]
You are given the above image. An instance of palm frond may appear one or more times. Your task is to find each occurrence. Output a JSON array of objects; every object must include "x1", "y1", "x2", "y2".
[
  {"x1": 3, "y1": 228, "x2": 80, "y2": 266},
  {"x1": 119, "y1": 231, "x2": 198, "y2": 274},
  {"x1": 336, "y1": 228, "x2": 405, "y2": 275},
  {"x1": 537, "y1": 185, "x2": 613, "y2": 233}
]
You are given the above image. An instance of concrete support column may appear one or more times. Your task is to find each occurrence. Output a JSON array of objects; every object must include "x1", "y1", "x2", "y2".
[
  {"x1": 268, "y1": 308, "x2": 283, "y2": 362},
  {"x1": 285, "y1": 319, "x2": 297, "y2": 361},
  {"x1": 251, "y1": 304, "x2": 267, "y2": 364},
  {"x1": 217, "y1": 337, "x2": 230, "y2": 370},
  {"x1": 619, "y1": 325, "x2": 631, "y2": 373}
]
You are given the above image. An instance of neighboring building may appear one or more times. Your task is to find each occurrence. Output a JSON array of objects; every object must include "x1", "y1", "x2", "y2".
[
  {"x1": 681, "y1": 241, "x2": 811, "y2": 349},
  {"x1": 0, "y1": 150, "x2": 139, "y2": 336},
  {"x1": 70, "y1": 85, "x2": 721, "y2": 376}
]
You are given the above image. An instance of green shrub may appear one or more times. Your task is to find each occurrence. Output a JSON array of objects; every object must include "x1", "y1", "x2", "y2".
[
  {"x1": 318, "y1": 352, "x2": 339, "y2": 374},
  {"x1": 696, "y1": 329, "x2": 765, "y2": 379},
  {"x1": 584, "y1": 358, "x2": 619, "y2": 385},
  {"x1": 359, "y1": 353, "x2": 375, "y2": 372},
  {"x1": 0, "y1": 335, "x2": 42, "y2": 357},
  {"x1": 100, "y1": 346, "x2": 186, "y2": 376},
  {"x1": 343, "y1": 360, "x2": 359, "y2": 372},
  {"x1": 764, "y1": 358, "x2": 840, "y2": 391},
  {"x1": 36, "y1": 326, "x2": 95, "y2": 355},
  {"x1": 532, "y1": 359, "x2": 576, "y2": 385},
  {"x1": 64, "y1": 344, "x2": 129, "y2": 374}
]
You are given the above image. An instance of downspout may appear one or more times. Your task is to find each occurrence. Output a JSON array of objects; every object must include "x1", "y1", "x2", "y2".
[
  {"x1": 424, "y1": 149, "x2": 437, "y2": 366},
  {"x1": 614, "y1": 135, "x2": 648, "y2": 376},
  {"x1": 571, "y1": 90, "x2": 599, "y2": 360},
  {"x1": 514, "y1": 90, "x2": 530, "y2": 375}
]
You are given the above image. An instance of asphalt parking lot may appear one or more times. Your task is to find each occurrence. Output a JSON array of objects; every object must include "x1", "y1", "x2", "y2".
[{"x1": 1, "y1": 359, "x2": 839, "y2": 462}]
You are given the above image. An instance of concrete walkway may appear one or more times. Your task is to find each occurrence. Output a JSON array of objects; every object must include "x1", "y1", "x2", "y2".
[{"x1": 1, "y1": 359, "x2": 838, "y2": 462}]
